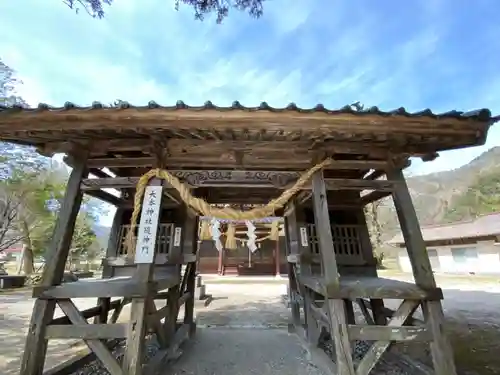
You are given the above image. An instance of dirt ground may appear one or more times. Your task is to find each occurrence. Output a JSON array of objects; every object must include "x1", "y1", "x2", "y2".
[
  {"x1": 0, "y1": 276, "x2": 499, "y2": 375},
  {"x1": 390, "y1": 276, "x2": 500, "y2": 375}
]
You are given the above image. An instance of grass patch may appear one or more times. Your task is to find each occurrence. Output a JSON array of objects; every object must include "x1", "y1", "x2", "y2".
[{"x1": 393, "y1": 319, "x2": 500, "y2": 375}]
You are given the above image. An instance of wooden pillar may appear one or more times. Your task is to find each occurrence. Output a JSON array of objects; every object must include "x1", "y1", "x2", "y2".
[
  {"x1": 389, "y1": 169, "x2": 436, "y2": 288},
  {"x1": 388, "y1": 167, "x2": 457, "y2": 375},
  {"x1": 311, "y1": 170, "x2": 355, "y2": 375},
  {"x1": 285, "y1": 201, "x2": 303, "y2": 328},
  {"x1": 355, "y1": 206, "x2": 387, "y2": 325},
  {"x1": 286, "y1": 200, "x2": 322, "y2": 345},
  {"x1": 95, "y1": 207, "x2": 125, "y2": 324},
  {"x1": 20, "y1": 155, "x2": 88, "y2": 375},
  {"x1": 274, "y1": 238, "x2": 280, "y2": 277},
  {"x1": 122, "y1": 179, "x2": 163, "y2": 375},
  {"x1": 217, "y1": 245, "x2": 224, "y2": 275},
  {"x1": 182, "y1": 212, "x2": 198, "y2": 335},
  {"x1": 163, "y1": 206, "x2": 186, "y2": 345}
]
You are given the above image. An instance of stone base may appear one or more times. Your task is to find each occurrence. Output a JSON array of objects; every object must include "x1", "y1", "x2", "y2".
[
  {"x1": 0, "y1": 275, "x2": 26, "y2": 289},
  {"x1": 195, "y1": 284, "x2": 207, "y2": 300}
]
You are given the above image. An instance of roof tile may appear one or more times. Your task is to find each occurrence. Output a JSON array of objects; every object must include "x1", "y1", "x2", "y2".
[{"x1": 0, "y1": 101, "x2": 497, "y2": 122}]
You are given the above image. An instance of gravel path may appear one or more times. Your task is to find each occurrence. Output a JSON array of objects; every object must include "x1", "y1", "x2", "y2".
[{"x1": 168, "y1": 328, "x2": 325, "y2": 375}]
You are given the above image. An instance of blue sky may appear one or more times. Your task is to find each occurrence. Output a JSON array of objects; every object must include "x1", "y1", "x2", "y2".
[{"x1": 1, "y1": 0, "x2": 500, "y2": 224}]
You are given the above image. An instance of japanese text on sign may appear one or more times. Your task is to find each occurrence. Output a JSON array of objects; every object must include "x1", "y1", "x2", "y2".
[
  {"x1": 299, "y1": 227, "x2": 309, "y2": 247},
  {"x1": 134, "y1": 186, "x2": 163, "y2": 263}
]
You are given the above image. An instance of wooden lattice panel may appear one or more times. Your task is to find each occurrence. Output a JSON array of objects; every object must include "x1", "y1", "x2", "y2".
[
  {"x1": 308, "y1": 224, "x2": 365, "y2": 265},
  {"x1": 117, "y1": 223, "x2": 174, "y2": 256}
]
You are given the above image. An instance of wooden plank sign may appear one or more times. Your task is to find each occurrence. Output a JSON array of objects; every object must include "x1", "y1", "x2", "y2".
[
  {"x1": 134, "y1": 185, "x2": 163, "y2": 264},
  {"x1": 173, "y1": 227, "x2": 182, "y2": 247},
  {"x1": 299, "y1": 227, "x2": 309, "y2": 247}
]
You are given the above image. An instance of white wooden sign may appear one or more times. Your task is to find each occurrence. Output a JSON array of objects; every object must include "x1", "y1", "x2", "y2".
[
  {"x1": 299, "y1": 227, "x2": 309, "y2": 247},
  {"x1": 211, "y1": 218, "x2": 223, "y2": 252},
  {"x1": 134, "y1": 186, "x2": 163, "y2": 264},
  {"x1": 173, "y1": 227, "x2": 182, "y2": 247}
]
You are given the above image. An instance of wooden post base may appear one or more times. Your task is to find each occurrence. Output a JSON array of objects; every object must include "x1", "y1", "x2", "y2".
[
  {"x1": 20, "y1": 260, "x2": 197, "y2": 375},
  {"x1": 288, "y1": 270, "x2": 457, "y2": 375}
]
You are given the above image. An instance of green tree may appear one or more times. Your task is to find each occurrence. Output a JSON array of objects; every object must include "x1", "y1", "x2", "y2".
[
  {"x1": 67, "y1": 214, "x2": 98, "y2": 270},
  {"x1": 1, "y1": 59, "x2": 108, "y2": 275},
  {"x1": 0, "y1": 59, "x2": 27, "y2": 107},
  {"x1": 444, "y1": 169, "x2": 500, "y2": 222},
  {"x1": 1, "y1": 162, "x2": 65, "y2": 274},
  {"x1": 63, "y1": 0, "x2": 264, "y2": 22}
]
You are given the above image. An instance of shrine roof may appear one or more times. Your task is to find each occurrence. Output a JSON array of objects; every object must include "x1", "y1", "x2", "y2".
[
  {"x1": 389, "y1": 212, "x2": 500, "y2": 244},
  {"x1": 0, "y1": 101, "x2": 497, "y2": 168},
  {"x1": 0, "y1": 100, "x2": 495, "y2": 123}
]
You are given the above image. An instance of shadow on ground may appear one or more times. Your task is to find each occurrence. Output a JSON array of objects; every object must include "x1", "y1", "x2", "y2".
[
  {"x1": 199, "y1": 286, "x2": 500, "y2": 375},
  {"x1": 382, "y1": 288, "x2": 500, "y2": 375},
  {"x1": 0, "y1": 291, "x2": 94, "y2": 375},
  {"x1": 0, "y1": 282, "x2": 499, "y2": 375},
  {"x1": 0, "y1": 313, "x2": 87, "y2": 375},
  {"x1": 197, "y1": 295, "x2": 289, "y2": 328}
]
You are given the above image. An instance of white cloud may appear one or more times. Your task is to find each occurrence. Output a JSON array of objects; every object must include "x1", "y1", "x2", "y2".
[{"x1": 1, "y1": 0, "x2": 499, "y2": 184}]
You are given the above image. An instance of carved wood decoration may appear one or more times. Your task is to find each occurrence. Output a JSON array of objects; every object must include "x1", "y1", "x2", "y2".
[{"x1": 81, "y1": 172, "x2": 400, "y2": 192}]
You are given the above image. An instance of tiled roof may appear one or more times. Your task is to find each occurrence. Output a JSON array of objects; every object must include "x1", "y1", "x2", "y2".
[
  {"x1": 0, "y1": 101, "x2": 497, "y2": 122},
  {"x1": 389, "y1": 212, "x2": 500, "y2": 244}
]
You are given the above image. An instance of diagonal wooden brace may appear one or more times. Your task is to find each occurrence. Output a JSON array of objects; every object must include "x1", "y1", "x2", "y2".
[
  {"x1": 355, "y1": 299, "x2": 420, "y2": 375},
  {"x1": 58, "y1": 299, "x2": 123, "y2": 375}
]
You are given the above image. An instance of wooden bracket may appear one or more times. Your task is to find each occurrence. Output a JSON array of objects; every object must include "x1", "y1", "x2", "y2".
[{"x1": 150, "y1": 136, "x2": 170, "y2": 169}]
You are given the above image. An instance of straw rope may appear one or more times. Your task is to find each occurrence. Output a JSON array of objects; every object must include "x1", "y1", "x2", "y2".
[{"x1": 125, "y1": 157, "x2": 333, "y2": 255}]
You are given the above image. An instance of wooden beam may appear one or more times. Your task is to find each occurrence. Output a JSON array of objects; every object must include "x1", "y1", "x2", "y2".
[
  {"x1": 311, "y1": 170, "x2": 355, "y2": 375},
  {"x1": 81, "y1": 174, "x2": 400, "y2": 191},
  {"x1": 356, "y1": 298, "x2": 425, "y2": 325},
  {"x1": 356, "y1": 300, "x2": 420, "y2": 375},
  {"x1": 354, "y1": 207, "x2": 387, "y2": 325},
  {"x1": 20, "y1": 154, "x2": 88, "y2": 375},
  {"x1": 300, "y1": 275, "x2": 442, "y2": 300},
  {"x1": 364, "y1": 169, "x2": 385, "y2": 181},
  {"x1": 58, "y1": 300, "x2": 123, "y2": 375},
  {"x1": 51, "y1": 299, "x2": 123, "y2": 325},
  {"x1": 182, "y1": 215, "x2": 198, "y2": 333},
  {"x1": 323, "y1": 178, "x2": 398, "y2": 191},
  {"x1": 122, "y1": 178, "x2": 164, "y2": 375},
  {"x1": 104, "y1": 254, "x2": 196, "y2": 267},
  {"x1": 360, "y1": 190, "x2": 392, "y2": 205},
  {"x1": 85, "y1": 189, "x2": 125, "y2": 206},
  {"x1": 88, "y1": 157, "x2": 153, "y2": 168},
  {"x1": 89, "y1": 168, "x2": 112, "y2": 178},
  {"x1": 95, "y1": 208, "x2": 125, "y2": 325},
  {"x1": 388, "y1": 166, "x2": 457, "y2": 375},
  {"x1": 387, "y1": 168, "x2": 436, "y2": 288},
  {"x1": 32, "y1": 278, "x2": 157, "y2": 299},
  {"x1": 285, "y1": 201, "x2": 317, "y2": 338},
  {"x1": 45, "y1": 323, "x2": 128, "y2": 340},
  {"x1": 143, "y1": 323, "x2": 191, "y2": 375},
  {"x1": 86, "y1": 157, "x2": 391, "y2": 169},
  {"x1": 46, "y1": 139, "x2": 411, "y2": 158}
]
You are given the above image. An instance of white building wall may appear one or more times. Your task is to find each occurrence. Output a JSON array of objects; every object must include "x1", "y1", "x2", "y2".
[
  {"x1": 397, "y1": 240, "x2": 500, "y2": 274},
  {"x1": 398, "y1": 251, "x2": 412, "y2": 273}
]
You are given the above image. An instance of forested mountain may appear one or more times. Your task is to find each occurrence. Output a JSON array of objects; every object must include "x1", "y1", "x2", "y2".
[{"x1": 377, "y1": 146, "x2": 500, "y2": 240}]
